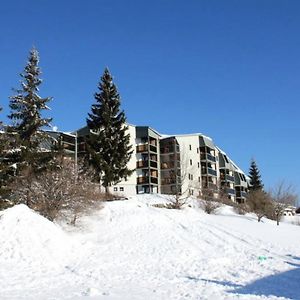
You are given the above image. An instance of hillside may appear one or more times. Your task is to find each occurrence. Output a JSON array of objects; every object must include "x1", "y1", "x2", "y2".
[{"x1": 0, "y1": 195, "x2": 299, "y2": 300}]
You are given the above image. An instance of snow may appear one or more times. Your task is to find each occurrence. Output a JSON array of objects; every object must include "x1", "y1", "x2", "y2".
[{"x1": 0, "y1": 196, "x2": 299, "y2": 300}]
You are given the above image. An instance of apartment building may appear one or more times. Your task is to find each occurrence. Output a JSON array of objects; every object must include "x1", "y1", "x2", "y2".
[{"x1": 46, "y1": 124, "x2": 249, "y2": 201}]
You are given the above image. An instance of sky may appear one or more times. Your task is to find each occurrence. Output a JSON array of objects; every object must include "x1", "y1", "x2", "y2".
[{"x1": 0, "y1": 0, "x2": 300, "y2": 196}]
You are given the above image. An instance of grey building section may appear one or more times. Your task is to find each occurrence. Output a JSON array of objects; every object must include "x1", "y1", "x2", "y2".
[
  {"x1": 135, "y1": 126, "x2": 161, "y2": 194},
  {"x1": 160, "y1": 137, "x2": 181, "y2": 194}
]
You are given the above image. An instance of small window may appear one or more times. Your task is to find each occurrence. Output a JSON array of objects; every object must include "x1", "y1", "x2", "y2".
[
  {"x1": 190, "y1": 159, "x2": 192, "y2": 165},
  {"x1": 197, "y1": 148, "x2": 199, "y2": 154},
  {"x1": 189, "y1": 145, "x2": 192, "y2": 151},
  {"x1": 113, "y1": 187, "x2": 118, "y2": 192},
  {"x1": 188, "y1": 174, "x2": 191, "y2": 180},
  {"x1": 197, "y1": 162, "x2": 200, "y2": 168},
  {"x1": 120, "y1": 187, "x2": 124, "y2": 192},
  {"x1": 198, "y1": 177, "x2": 201, "y2": 182}
]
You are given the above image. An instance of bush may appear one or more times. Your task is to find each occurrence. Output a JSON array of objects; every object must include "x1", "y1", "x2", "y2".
[
  {"x1": 233, "y1": 202, "x2": 249, "y2": 215},
  {"x1": 10, "y1": 160, "x2": 104, "y2": 223},
  {"x1": 199, "y1": 199, "x2": 221, "y2": 214}
]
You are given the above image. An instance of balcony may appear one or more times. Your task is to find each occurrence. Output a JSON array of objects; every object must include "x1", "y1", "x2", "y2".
[
  {"x1": 136, "y1": 144, "x2": 148, "y2": 153},
  {"x1": 202, "y1": 167, "x2": 217, "y2": 176},
  {"x1": 202, "y1": 182, "x2": 218, "y2": 190},
  {"x1": 200, "y1": 153, "x2": 216, "y2": 162},
  {"x1": 236, "y1": 191, "x2": 247, "y2": 198},
  {"x1": 227, "y1": 188, "x2": 236, "y2": 195},
  {"x1": 150, "y1": 160, "x2": 158, "y2": 168},
  {"x1": 161, "y1": 177, "x2": 176, "y2": 185},
  {"x1": 161, "y1": 161, "x2": 175, "y2": 169},
  {"x1": 226, "y1": 174, "x2": 235, "y2": 182},
  {"x1": 136, "y1": 160, "x2": 148, "y2": 168},
  {"x1": 149, "y1": 144, "x2": 157, "y2": 153},
  {"x1": 137, "y1": 176, "x2": 149, "y2": 184},
  {"x1": 221, "y1": 173, "x2": 235, "y2": 182},
  {"x1": 150, "y1": 177, "x2": 158, "y2": 184}
]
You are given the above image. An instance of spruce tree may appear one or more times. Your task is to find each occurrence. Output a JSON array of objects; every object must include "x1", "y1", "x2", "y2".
[
  {"x1": 86, "y1": 68, "x2": 133, "y2": 193},
  {"x1": 248, "y1": 159, "x2": 264, "y2": 191},
  {"x1": 7, "y1": 48, "x2": 53, "y2": 171}
]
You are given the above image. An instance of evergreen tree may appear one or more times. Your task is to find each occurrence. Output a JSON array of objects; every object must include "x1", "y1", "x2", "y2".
[
  {"x1": 7, "y1": 48, "x2": 53, "y2": 171},
  {"x1": 248, "y1": 159, "x2": 264, "y2": 191},
  {"x1": 86, "y1": 68, "x2": 133, "y2": 193}
]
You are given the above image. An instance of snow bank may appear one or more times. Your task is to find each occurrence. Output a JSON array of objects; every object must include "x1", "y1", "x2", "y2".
[
  {"x1": 0, "y1": 204, "x2": 72, "y2": 267},
  {"x1": 1, "y1": 197, "x2": 300, "y2": 300}
]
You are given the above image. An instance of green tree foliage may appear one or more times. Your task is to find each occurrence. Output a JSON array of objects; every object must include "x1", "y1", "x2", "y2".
[
  {"x1": 86, "y1": 68, "x2": 133, "y2": 193},
  {"x1": 7, "y1": 48, "x2": 53, "y2": 172},
  {"x1": 248, "y1": 159, "x2": 264, "y2": 191}
]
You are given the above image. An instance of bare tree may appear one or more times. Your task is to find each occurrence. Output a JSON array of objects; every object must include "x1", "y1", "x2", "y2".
[
  {"x1": 246, "y1": 189, "x2": 273, "y2": 222},
  {"x1": 10, "y1": 159, "x2": 104, "y2": 222},
  {"x1": 269, "y1": 181, "x2": 298, "y2": 226},
  {"x1": 198, "y1": 184, "x2": 221, "y2": 214}
]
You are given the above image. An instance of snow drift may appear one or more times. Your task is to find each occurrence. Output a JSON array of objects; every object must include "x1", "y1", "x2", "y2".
[{"x1": 0, "y1": 196, "x2": 299, "y2": 300}]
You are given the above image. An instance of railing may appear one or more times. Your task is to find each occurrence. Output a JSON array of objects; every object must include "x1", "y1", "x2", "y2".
[
  {"x1": 202, "y1": 182, "x2": 218, "y2": 190},
  {"x1": 150, "y1": 177, "x2": 158, "y2": 184},
  {"x1": 200, "y1": 153, "x2": 216, "y2": 162},
  {"x1": 149, "y1": 145, "x2": 157, "y2": 153},
  {"x1": 161, "y1": 162, "x2": 175, "y2": 169},
  {"x1": 160, "y1": 147, "x2": 175, "y2": 154},
  {"x1": 226, "y1": 174, "x2": 235, "y2": 182},
  {"x1": 136, "y1": 144, "x2": 148, "y2": 153},
  {"x1": 207, "y1": 168, "x2": 217, "y2": 176},
  {"x1": 161, "y1": 178, "x2": 176, "y2": 185},
  {"x1": 137, "y1": 176, "x2": 148, "y2": 184},
  {"x1": 136, "y1": 160, "x2": 148, "y2": 168},
  {"x1": 150, "y1": 161, "x2": 158, "y2": 168},
  {"x1": 227, "y1": 188, "x2": 236, "y2": 195},
  {"x1": 236, "y1": 191, "x2": 247, "y2": 198}
]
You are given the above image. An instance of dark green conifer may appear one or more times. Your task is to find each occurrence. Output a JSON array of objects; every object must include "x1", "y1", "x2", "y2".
[
  {"x1": 248, "y1": 159, "x2": 264, "y2": 191},
  {"x1": 86, "y1": 68, "x2": 133, "y2": 193},
  {"x1": 7, "y1": 48, "x2": 53, "y2": 172}
]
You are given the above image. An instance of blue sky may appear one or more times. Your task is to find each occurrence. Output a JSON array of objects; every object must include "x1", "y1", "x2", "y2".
[{"x1": 1, "y1": 1, "x2": 300, "y2": 196}]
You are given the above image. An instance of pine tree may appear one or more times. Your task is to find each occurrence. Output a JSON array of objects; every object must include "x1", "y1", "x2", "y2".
[
  {"x1": 86, "y1": 68, "x2": 133, "y2": 193},
  {"x1": 248, "y1": 159, "x2": 264, "y2": 191},
  {"x1": 7, "y1": 48, "x2": 53, "y2": 171}
]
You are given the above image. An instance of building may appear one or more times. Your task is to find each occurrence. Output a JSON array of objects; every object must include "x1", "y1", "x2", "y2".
[{"x1": 47, "y1": 124, "x2": 249, "y2": 201}]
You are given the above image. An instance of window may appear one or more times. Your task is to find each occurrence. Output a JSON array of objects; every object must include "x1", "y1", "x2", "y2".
[
  {"x1": 120, "y1": 187, "x2": 124, "y2": 192},
  {"x1": 113, "y1": 187, "x2": 118, "y2": 192},
  {"x1": 197, "y1": 148, "x2": 199, "y2": 154},
  {"x1": 198, "y1": 177, "x2": 201, "y2": 182},
  {"x1": 197, "y1": 162, "x2": 200, "y2": 168},
  {"x1": 189, "y1": 145, "x2": 192, "y2": 151},
  {"x1": 189, "y1": 189, "x2": 194, "y2": 195},
  {"x1": 189, "y1": 174, "x2": 193, "y2": 180},
  {"x1": 190, "y1": 159, "x2": 192, "y2": 165}
]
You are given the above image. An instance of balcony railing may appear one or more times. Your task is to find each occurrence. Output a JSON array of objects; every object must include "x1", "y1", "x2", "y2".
[
  {"x1": 202, "y1": 182, "x2": 218, "y2": 190},
  {"x1": 150, "y1": 177, "x2": 158, "y2": 184},
  {"x1": 226, "y1": 174, "x2": 235, "y2": 182},
  {"x1": 137, "y1": 176, "x2": 149, "y2": 184},
  {"x1": 136, "y1": 144, "x2": 148, "y2": 153},
  {"x1": 202, "y1": 167, "x2": 217, "y2": 176},
  {"x1": 149, "y1": 144, "x2": 157, "y2": 153},
  {"x1": 150, "y1": 160, "x2": 158, "y2": 168},
  {"x1": 161, "y1": 178, "x2": 176, "y2": 185},
  {"x1": 236, "y1": 191, "x2": 247, "y2": 198},
  {"x1": 136, "y1": 160, "x2": 148, "y2": 168},
  {"x1": 200, "y1": 153, "x2": 216, "y2": 162},
  {"x1": 227, "y1": 188, "x2": 236, "y2": 195},
  {"x1": 161, "y1": 162, "x2": 175, "y2": 169}
]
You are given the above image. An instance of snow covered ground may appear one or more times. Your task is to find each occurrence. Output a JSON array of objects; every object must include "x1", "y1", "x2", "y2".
[{"x1": 0, "y1": 195, "x2": 300, "y2": 300}]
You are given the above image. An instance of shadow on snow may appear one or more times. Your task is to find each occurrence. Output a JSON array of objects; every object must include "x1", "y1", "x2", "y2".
[{"x1": 187, "y1": 256, "x2": 300, "y2": 299}]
